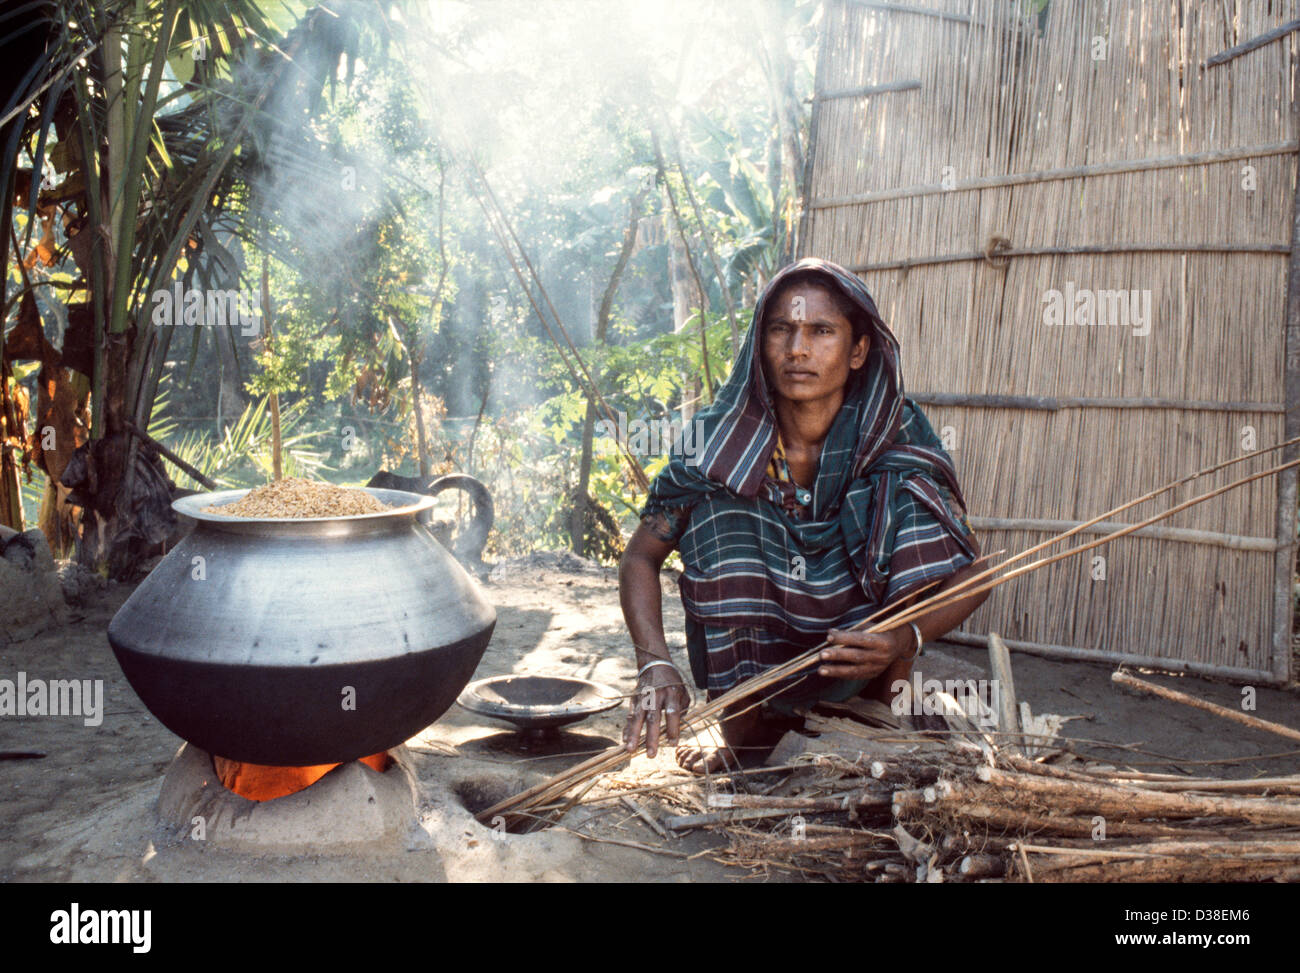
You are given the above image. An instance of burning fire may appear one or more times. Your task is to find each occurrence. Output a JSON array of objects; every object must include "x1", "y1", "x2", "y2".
[{"x1": 214, "y1": 752, "x2": 393, "y2": 801}]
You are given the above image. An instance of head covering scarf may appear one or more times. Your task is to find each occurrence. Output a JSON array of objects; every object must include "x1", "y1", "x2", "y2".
[{"x1": 642, "y1": 258, "x2": 975, "y2": 695}]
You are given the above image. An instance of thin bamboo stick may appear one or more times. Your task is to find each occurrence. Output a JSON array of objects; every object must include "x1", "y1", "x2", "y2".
[
  {"x1": 886, "y1": 436, "x2": 1300, "y2": 627},
  {"x1": 1111, "y1": 671, "x2": 1300, "y2": 744},
  {"x1": 883, "y1": 455, "x2": 1300, "y2": 632}
]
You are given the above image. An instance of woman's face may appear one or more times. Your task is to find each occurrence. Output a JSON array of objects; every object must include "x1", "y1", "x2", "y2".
[{"x1": 761, "y1": 282, "x2": 869, "y2": 405}]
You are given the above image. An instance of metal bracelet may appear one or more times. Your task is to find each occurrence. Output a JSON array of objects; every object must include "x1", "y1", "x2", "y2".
[
  {"x1": 637, "y1": 659, "x2": 678, "y2": 678},
  {"x1": 909, "y1": 623, "x2": 925, "y2": 658}
]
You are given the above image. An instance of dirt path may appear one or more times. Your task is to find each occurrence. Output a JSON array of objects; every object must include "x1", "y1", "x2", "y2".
[{"x1": 1, "y1": 558, "x2": 1297, "y2": 882}]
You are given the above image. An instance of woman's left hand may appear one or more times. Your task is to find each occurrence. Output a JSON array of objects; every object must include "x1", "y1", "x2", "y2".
[{"x1": 818, "y1": 626, "x2": 915, "y2": 681}]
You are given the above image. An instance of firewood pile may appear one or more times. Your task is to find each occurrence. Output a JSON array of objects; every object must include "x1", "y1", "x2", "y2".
[
  {"x1": 479, "y1": 440, "x2": 1300, "y2": 880},
  {"x1": 687, "y1": 739, "x2": 1300, "y2": 883},
  {"x1": 484, "y1": 625, "x2": 1300, "y2": 883},
  {"x1": 664, "y1": 670, "x2": 1300, "y2": 883}
]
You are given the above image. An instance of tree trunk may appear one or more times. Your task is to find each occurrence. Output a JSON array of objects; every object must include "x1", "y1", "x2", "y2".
[
  {"x1": 0, "y1": 356, "x2": 23, "y2": 530},
  {"x1": 410, "y1": 344, "x2": 429, "y2": 479},
  {"x1": 666, "y1": 189, "x2": 698, "y2": 425},
  {"x1": 655, "y1": 137, "x2": 713, "y2": 411},
  {"x1": 261, "y1": 256, "x2": 281, "y2": 481},
  {"x1": 571, "y1": 189, "x2": 644, "y2": 554},
  {"x1": 664, "y1": 118, "x2": 741, "y2": 360},
  {"x1": 755, "y1": 1, "x2": 807, "y2": 265}
]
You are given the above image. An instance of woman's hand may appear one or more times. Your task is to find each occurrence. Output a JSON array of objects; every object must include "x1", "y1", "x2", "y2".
[
  {"x1": 818, "y1": 626, "x2": 916, "y2": 681},
  {"x1": 622, "y1": 661, "x2": 691, "y2": 758}
]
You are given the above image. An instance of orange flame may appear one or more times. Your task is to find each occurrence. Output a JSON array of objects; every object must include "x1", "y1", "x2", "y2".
[{"x1": 214, "y1": 752, "x2": 393, "y2": 802}]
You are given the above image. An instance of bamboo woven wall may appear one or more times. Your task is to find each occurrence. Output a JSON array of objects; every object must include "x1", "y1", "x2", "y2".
[{"x1": 800, "y1": 0, "x2": 1300, "y2": 681}]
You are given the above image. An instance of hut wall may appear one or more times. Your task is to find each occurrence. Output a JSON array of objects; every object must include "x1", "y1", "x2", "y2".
[{"x1": 799, "y1": 0, "x2": 1300, "y2": 681}]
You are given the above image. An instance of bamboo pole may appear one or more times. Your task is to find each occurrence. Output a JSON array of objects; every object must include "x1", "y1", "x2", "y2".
[
  {"x1": 1111, "y1": 671, "x2": 1300, "y2": 744},
  {"x1": 260, "y1": 255, "x2": 281, "y2": 481},
  {"x1": 810, "y1": 141, "x2": 1300, "y2": 209},
  {"x1": 883, "y1": 454, "x2": 1300, "y2": 632},
  {"x1": 467, "y1": 172, "x2": 649, "y2": 491},
  {"x1": 973, "y1": 765, "x2": 1300, "y2": 826}
]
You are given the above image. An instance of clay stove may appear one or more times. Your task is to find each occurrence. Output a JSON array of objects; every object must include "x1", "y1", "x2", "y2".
[{"x1": 158, "y1": 743, "x2": 421, "y2": 854}]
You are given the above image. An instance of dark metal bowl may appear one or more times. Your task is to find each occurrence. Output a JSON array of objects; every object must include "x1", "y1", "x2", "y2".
[{"x1": 456, "y1": 675, "x2": 622, "y2": 739}]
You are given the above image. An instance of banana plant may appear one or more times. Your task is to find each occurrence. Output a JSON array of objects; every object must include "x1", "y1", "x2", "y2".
[{"x1": 3, "y1": 0, "x2": 391, "y2": 574}]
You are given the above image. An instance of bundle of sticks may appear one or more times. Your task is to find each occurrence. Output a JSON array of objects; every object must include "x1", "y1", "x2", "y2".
[
  {"x1": 699, "y1": 732, "x2": 1300, "y2": 883},
  {"x1": 477, "y1": 436, "x2": 1300, "y2": 839}
]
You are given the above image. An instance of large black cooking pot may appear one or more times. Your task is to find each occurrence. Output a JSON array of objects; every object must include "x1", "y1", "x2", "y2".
[{"x1": 107, "y1": 488, "x2": 495, "y2": 765}]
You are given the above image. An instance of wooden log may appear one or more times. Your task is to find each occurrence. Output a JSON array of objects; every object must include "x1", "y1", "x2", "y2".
[
  {"x1": 941, "y1": 832, "x2": 1018, "y2": 854},
  {"x1": 1014, "y1": 760, "x2": 1300, "y2": 794},
  {"x1": 890, "y1": 787, "x2": 929, "y2": 817},
  {"x1": 1111, "y1": 671, "x2": 1300, "y2": 743},
  {"x1": 1002, "y1": 753, "x2": 1101, "y2": 782},
  {"x1": 730, "y1": 832, "x2": 890, "y2": 856},
  {"x1": 1018, "y1": 840, "x2": 1300, "y2": 883},
  {"x1": 707, "y1": 791, "x2": 890, "y2": 811},
  {"x1": 910, "y1": 795, "x2": 1200, "y2": 839},
  {"x1": 667, "y1": 792, "x2": 893, "y2": 831},
  {"x1": 1118, "y1": 776, "x2": 1300, "y2": 795},
  {"x1": 1023, "y1": 837, "x2": 1300, "y2": 862},
  {"x1": 987, "y1": 632, "x2": 1020, "y2": 751},
  {"x1": 666, "y1": 806, "x2": 826, "y2": 830},
  {"x1": 868, "y1": 757, "x2": 946, "y2": 786},
  {"x1": 665, "y1": 808, "x2": 801, "y2": 830},
  {"x1": 975, "y1": 765, "x2": 1300, "y2": 826},
  {"x1": 959, "y1": 853, "x2": 1006, "y2": 879},
  {"x1": 1032, "y1": 858, "x2": 1300, "y2": 883}
]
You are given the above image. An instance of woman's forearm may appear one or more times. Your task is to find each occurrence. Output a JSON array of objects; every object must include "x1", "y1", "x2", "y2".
[
  {"x1": 905, "y1": 561, "x2": 989, "y2": 644},
  {"x1": 619, "y1": 553, "x2": 672, "y2": 664}
]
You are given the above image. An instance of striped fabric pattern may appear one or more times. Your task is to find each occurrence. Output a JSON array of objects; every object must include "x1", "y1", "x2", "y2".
[{"x1": 643, "y1": 259, "x2": 977, "y2": 697}]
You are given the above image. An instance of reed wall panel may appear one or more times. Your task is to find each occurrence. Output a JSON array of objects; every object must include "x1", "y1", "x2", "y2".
[{"x1": 801, "y1": 0, "x2": 1300, "y2": 679}]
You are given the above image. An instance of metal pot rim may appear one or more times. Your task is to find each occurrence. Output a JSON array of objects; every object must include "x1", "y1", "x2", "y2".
[{"x1": 173, "y1": 487, "x2": 436, "y2": 528}]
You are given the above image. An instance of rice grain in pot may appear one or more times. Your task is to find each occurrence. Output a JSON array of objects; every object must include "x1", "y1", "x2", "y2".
[{"x1": 204, "y1": 477, "x2": 392, "y2": 518}]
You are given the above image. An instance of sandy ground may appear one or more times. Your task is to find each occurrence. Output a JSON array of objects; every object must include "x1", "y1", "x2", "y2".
[{"x1": 2, "y1": 559, "x2": 1299, "y2": 883}]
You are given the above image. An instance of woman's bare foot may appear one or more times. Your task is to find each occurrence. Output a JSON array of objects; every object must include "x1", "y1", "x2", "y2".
[
  {"x1": 673, "y1": 704, "x2": 800, "y2": 775},
  {"x1": 675, "y1": 741, "x2": 741, "y2": 774}
]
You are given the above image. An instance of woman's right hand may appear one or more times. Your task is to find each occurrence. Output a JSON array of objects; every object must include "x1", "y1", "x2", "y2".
[{"x1": 622, "y1": 661, "x2": 691, "y2": 758}]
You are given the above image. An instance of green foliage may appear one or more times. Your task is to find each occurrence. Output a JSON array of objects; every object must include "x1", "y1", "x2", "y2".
[
  {"x1": 3, "y1": 0, "x2": 820, "y2": 569},
  {"x1": 245, "y1": 288, "x2": 342, "y2": 400},
  {"x1": 156, "y1": 396, "x2": 328, "y2": 489}
]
